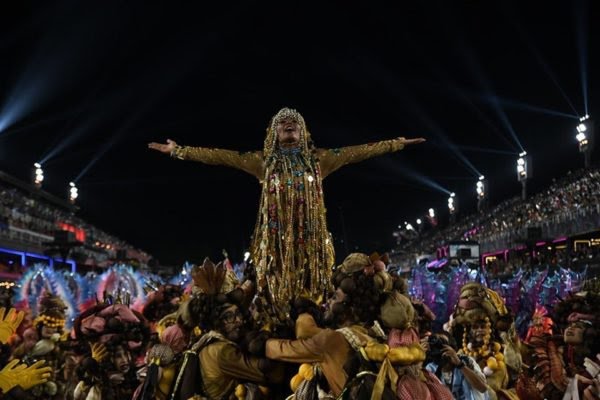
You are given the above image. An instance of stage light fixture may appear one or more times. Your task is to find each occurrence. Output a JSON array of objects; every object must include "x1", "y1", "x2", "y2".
[
  {"x1": 476, "y1": 176, "x2": 487, "y2": 212},
  {"x1": 448, "y1": 192, "x2": 456, "y2": 214},
  {"x1": 576, "y1": 115, "x2": 593, "y2": 167},
  {"x1": 476, "y1": 178, "x2": 485, "y2": 198},
  {"x1": 516, "y1": 151, "x2": 532, "y2": 199},
  {"x1": 69, "y1": 182, "x2": 79, "y2": 204},
  {"x1": 33, "y1": 163, "x2": 44, "y2": 188}
]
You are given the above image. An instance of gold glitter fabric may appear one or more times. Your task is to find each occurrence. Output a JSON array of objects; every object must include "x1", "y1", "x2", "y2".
[{"x1": 173, "y1": 108, "x2": 405, "y2": 305}]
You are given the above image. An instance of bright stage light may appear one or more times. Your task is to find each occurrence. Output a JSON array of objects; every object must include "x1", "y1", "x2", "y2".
[
  {"x1": 69, "y1": 182, "x2": 78, "y2": 204},
  {"x1": 406, "y1": 223, "x2": 414, "y2": 231},
  {"x1": 575, "y1": 115, "x2": 593, "y2": 167},
  {"x1": 476, "y1": 181, "x2": 484, "y2": 196},
  {"x1": 428, "y1": 208, "x2": 435, "y2": 218},
  {"x1": 448, "y1": 193, "x2": 456, "y2": 214},
  {"x1": 516, "y1": 153, "x2": 529, "y2": 180},
  {"x1": 476, "y1": 177, "x2": 487, "y2": 212},
  {"x1": 516, "y1": 151, "x2": 532, "y2": 199},
  {"x1": 416, "y1": 218, "x2": 422, "y2": 225},
  {"x1": 33, "y1": 163, "x2": 44, "y2": 188}
]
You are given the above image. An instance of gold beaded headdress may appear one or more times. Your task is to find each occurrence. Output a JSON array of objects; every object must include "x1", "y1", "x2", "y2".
[
  {"x1": 34, "y1": 292, "x2": 67, "y2": 329},
  {"x1": 263, "y1": 107, "x2": 313, "y2": 158}
]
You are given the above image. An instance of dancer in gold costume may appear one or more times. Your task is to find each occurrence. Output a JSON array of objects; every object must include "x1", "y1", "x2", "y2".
[{"x1": 149, "y1": 108, "x2": 424, "y2": 305}]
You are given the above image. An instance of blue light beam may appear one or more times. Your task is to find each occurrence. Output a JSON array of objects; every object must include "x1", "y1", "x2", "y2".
[
  {"x1": 508, "y1": 12, "x2": 581, "y2": 117},
  {"x1": 351, "y1": 58, "x2": 484, "y2": 178},
  {"x1": 574, "y1": 0, "x2": 589, "y2": 115},
  {"x1": 452, "y1": 35, "x2": 526, "y2": 153}
]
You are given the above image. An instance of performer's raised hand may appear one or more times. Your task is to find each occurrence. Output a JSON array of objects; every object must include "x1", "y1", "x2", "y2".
[
  {"x1": 148, "y1": 139, "x2": 177, "y2": 155},
  {"x1": 397, "y1": 137, "x2": 426, "y2": 146},
  {"x1": 0, "y1": 359, "x2": 52, "y2": 392},
  {"x1": 0, "y1": 307, "x2": 25, "y2": 344}
]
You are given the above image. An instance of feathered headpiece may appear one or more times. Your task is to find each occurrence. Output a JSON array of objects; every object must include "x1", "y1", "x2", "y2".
[
  {"x1": 525, "y1": 304, "x2": 553, "y2": 343},
  {"x1": 94, "y1": 265, "x2": 148, "y2": 311},
  {"x1": 191, "y1": 258, "x2": 238, "y2": 295},
  {"x1": 178, "y1": 258, "x2": 243, "y2": 331},
  {"x1": 16, "y1": 264, "x2": 78, "y2": 329}
]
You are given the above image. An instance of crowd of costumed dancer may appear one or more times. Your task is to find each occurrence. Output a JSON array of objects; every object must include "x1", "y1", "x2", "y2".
[
  {"x1": 0, "y1": 253, "x2": 596, "y2": 400},
  {"x1": 0, "y1": 108, "x2": 597, "y2": 399}
]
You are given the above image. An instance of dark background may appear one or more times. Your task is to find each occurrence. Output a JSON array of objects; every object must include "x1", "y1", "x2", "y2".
[{"x1": 0, "y1": 1, "x2": 596, "y2": 265}]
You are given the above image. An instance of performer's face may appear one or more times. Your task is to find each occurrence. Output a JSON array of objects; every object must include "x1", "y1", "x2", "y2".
[
  {"x1": 469, "y1": 320, "x2": 487, "y2": 347},
  {"x1": 41, "y1": 324, "x2": 60, "y2": 339},
  {"x1": 219, "y1": 305, "x2": 244, "y2": 342},
  {"x1": 276, "y1": 117, "x2": 301, "y2": 148},
  {"x1": 323, "y1": 288, "x2": 347, "y2": 325},
  {"x1": 112, "y1": 345, "x2": 132, "y2": 373},
  {"x1": 564, "y1": 321, "x2": 586, "y2": 345}
]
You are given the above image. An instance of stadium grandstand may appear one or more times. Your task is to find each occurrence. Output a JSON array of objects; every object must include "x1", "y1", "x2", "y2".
[
  {"x1": 393, "y1": 167, "x2": 600, "y2": 277},
  {"x1": 0, "y1": 170, "x2": 152, "y2": 277}
]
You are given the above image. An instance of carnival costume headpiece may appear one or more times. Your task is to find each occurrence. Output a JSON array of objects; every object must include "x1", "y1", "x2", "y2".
[
  {"x1": 74, "y1": 297, "x2": 149, "y2": 350},
  {"x1": 179, "y1": 258, "x2": 244, "y2": 332},
  {"x1": 263, "y1": 107, "x2": 313, "y2": 159},
  {"x1": 452, "y1": 283, "x2": 508, "y2": 327},
  {"x1": 34, "y1": 293, "x2": 67, "y2": 331},
  {"x1": 329, "y1": 253, "x2": 393, "y2": 328},
  {"x1": 525, "y1": 305, "x2": 553, "y2": 343}
]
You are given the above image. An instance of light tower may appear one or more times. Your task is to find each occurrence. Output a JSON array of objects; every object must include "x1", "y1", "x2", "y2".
[
  {"x1": 69, "y1": 182, "x2": 79, "y2": 204},
  {"x1": 476, "y1": 176, "x2": 487, "y2": 212},
  {"x1": 427, "y1": 207, "x2": 438, "y2": 227},
  {"x1": 33, "y1": 163, "x2": 44, "y2": 188},
  {"x1": 428, "y1": 208, "x2": 435, "y2": 220},
  {"x1": 516, "y1": 151, "x2": 532, "y2": 200},
  {"x1": 448, "y1": 192, "x2": 457, "y2": 223},
  {"x1": 576, "y1": 115, "x2": 594, "y2": 168}
]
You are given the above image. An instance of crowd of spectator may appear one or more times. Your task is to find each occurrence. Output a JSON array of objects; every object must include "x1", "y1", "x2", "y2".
[
  {"x1": 0, "y1": 179, "x2": 152, "y2": 267},
  {"x1": 397, "y1": 167, "x2": 600, "y2": 268}
]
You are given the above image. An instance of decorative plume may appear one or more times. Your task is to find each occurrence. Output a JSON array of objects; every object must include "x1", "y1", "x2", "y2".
[
  {"x1": 15, "y1": 264, "x2": 78, "y2": 328},
  {"x1": 191, "y1": 258, "x2": 226, "y2": 294},
  {"x1": 94, "y1": 264, "x2": 148, "y2": 311}
]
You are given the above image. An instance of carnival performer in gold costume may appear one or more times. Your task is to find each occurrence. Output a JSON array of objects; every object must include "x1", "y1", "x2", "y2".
[{"x1": 149, "y1": 108, "x2": 424, "y2": 305}]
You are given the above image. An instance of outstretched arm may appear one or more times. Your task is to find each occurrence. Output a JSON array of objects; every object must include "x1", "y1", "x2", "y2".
[
  {"x1": 148, "y1": 139, "x2": 264, "y2": 179},
  {"x1": 318, "y1": 137, "x2": 425, "y2": 178}
]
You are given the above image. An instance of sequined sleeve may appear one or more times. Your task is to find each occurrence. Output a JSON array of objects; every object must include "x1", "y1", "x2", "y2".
[
  {"x1": 172, "y1": 145, "x2": 264, "y2": 179},
  {"x1": 317, "y1": 138, "x2": 405, "y2": 178}
]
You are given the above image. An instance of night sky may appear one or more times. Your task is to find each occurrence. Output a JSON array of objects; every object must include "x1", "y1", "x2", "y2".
[{"x1": 0, "y1": 1, "x2": 596, "y2": 265}]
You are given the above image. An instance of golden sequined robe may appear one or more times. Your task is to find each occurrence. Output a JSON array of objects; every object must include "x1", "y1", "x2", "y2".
[
  {"x1": 197, "y1": 332, "x2": 283, "y2": 399},
  {"x1": 173, "y1": 138, "x2": 405, "y2": 303},
  {"x1": 265, "y1": 313, "x2": 373, "y2": 396}
]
